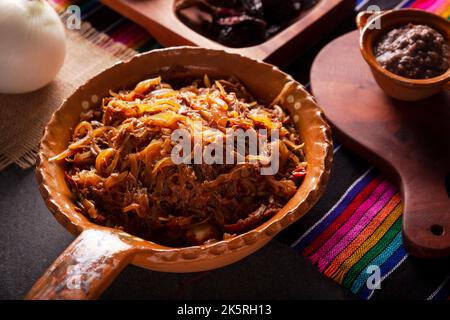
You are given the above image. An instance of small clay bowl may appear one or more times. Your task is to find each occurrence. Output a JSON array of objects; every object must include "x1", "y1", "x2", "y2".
[
  {"x1": 26, "y1": 47, "x2": 333, "y2": 300},
  {"x1": 357, "y1": 9, "x2": 450, "y2": 101}
]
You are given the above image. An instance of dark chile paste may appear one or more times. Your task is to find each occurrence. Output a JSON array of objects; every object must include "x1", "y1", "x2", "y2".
[{"x1": 374, "y1": 23, "x2": 450, "y2": 79}]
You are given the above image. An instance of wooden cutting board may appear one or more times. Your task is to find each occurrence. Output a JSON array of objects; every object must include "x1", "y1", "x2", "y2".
[
  {"x1": 100, "y1": 0, "x2": 355, "y2": 66},
  {"x1": 310, "y1": 30, "x2": 450, "y2": 259}
]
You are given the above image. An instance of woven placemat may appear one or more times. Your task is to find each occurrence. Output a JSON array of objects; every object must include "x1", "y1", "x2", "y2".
[{"x1": 0, "y1": 19, "x2": 137, "y2": 171}]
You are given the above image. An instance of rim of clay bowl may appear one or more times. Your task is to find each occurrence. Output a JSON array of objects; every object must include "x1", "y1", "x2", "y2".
[{"x1": 36, "y1": 46, "x2": 333, "y2": 265}]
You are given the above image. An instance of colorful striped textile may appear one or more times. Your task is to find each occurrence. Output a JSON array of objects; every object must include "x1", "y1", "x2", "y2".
[
  {"x1": 291, "y1": 167, "x2": 407, "y2": 299},
  {"x1": 51, "y1": 0, "x2": 159, "y2": 52},
  {"x1": 281, "y1": 146, "x2": 449, "y2": 300},
  {"x1": 49, "y1": 0, "x2": 450, "y2": 299},
  {"x1": 357, "y1": 0, "x2": 450, "y2": 17}
]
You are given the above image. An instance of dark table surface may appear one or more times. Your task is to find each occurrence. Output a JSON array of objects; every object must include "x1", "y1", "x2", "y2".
[{"x1": 0, "y1": 166, "x2": 355, "y2": 300}]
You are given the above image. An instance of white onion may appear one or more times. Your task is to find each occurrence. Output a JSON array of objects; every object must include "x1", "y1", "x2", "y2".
[{"x1": 0, "y1": 0, "x2": 66, "y2": 94}]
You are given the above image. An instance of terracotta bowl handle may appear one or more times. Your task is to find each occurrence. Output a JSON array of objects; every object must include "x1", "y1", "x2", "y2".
[{"x1": 25, "y1": 229, "x2": 136, "y2": 300}]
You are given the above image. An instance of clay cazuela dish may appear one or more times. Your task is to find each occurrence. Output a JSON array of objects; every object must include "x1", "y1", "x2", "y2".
[{"x1": 26, "y1": 47, "x2": 332, "y2": 300}]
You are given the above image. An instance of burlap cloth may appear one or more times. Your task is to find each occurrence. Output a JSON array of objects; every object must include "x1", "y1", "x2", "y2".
[{"x1": 0, "y1": 21, "x2": 137, "y2": 171}]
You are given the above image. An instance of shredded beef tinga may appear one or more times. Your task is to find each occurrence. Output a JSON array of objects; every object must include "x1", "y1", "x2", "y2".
[{"x1": 51, "y1": 75, "x2": 306, "y2": 246}]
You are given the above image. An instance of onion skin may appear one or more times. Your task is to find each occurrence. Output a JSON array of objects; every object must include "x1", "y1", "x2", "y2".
[{"x1": 0, "y1": 0, "x2": 66, "y2": 94}]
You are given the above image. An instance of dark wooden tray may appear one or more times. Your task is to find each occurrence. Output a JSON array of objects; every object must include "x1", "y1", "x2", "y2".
[
  {"x1": 310, "y1": 30, "x2": 450, "y2": 259},
  {"x1": 100, "y1": 0, "x2": 355, "y2": 65}
]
